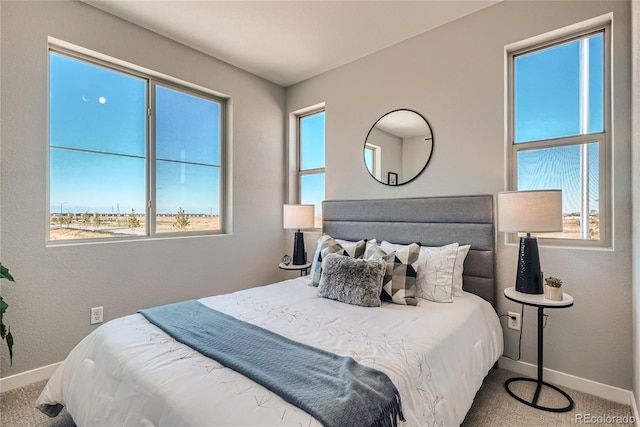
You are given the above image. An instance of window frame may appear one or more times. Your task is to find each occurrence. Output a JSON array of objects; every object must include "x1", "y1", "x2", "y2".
[
  {"x1": 47, "y1": 44, "x2": 227, "y2": 244},
  {"x1": 292, "y1": 106, "x2": 325, "y2": 230},
  {"x1": 364, "y1": 143, "x2": 381, "y2": 181},
  {"x1": 506, "y1": 22, "x2": 612, "y2": 249}
]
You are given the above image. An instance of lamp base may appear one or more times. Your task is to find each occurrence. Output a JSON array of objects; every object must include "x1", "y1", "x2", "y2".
[
  {"x1": 292, "y1": 230, "x2": 306, "y2": 265},
  {"x1": 515, "y1": 236, "x2": 543, "y2": 294}
]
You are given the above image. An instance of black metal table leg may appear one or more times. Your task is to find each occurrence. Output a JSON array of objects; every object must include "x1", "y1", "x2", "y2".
[{"x1": 504, "y1": 306, "x2": 574, "y2": 412}]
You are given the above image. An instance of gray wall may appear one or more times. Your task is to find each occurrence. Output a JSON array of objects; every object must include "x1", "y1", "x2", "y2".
[
  {"x1": 632, "y1": 0, "x2": 640, "y2": 413},
  {"x1": 366, "y1": 128, "x2": 401, "y2": 182},
  {"x1": 0, "y1": 1, "x2": 286, "y2": 377},
  {"x1": 287, "y1": 0, "x2": 633, "y2": 390}
]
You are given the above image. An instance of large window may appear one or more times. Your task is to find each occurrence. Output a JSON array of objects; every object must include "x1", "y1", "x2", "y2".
[
  {"x1": 298, "y1": 110, "x2": 325, "y2": 228},
  {"x1": 49, "y1": 48, "x2": 225, "y2": 242},
  {"x1": 508, "y1": 25, "x2": 610, "y2": 246}
]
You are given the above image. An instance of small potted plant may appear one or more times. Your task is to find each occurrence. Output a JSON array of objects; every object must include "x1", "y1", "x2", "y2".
[{"x1": 544, "y1": 276, "x2": 563, "y2": 301}]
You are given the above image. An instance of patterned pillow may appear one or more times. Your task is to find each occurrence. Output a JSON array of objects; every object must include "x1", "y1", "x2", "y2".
[
  {"x1": 317, "y1": 254, "x2": 386, "y2": 307},
  {"x1": 310, "y1": 235, "x2": 366, "y2": 287},
  {"x1": 415, "y1": 243, "x2": 459, "y2": 303},
  {"x1": 382, "y1": 241, "x2": 470, "y2": 298},
  {"x1": 365, "y1": 243, "x2": 420, "y2": 306}
]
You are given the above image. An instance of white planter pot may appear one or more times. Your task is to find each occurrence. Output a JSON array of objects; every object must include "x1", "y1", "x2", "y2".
[{"x1": 544, "y1": 285, "x2": 563, "y2": 301}]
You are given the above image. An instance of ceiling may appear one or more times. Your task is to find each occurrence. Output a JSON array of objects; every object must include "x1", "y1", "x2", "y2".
[
  {"x1": 84, "y1": 0, "x2": 501, "y2": 87},
  {"x1": 375, "y1": 110, "x2": 430, "y2": 138}
]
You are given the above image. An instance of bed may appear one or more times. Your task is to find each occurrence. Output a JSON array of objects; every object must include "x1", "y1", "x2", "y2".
[{"x1": 37, "y1": 195, "x2": 503, "y2": 426}]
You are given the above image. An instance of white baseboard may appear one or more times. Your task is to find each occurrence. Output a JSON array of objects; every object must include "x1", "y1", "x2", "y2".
[
  {"x1": 0, "y1": 362, "x2": 61, "y2": 393},
  {"x1": 499, "y1": 357, "x2": 635, "y2": 408}
]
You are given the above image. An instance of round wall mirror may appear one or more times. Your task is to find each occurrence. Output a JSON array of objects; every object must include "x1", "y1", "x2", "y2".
[{"x1": 364, "y1": 109, "x2": 434, "y2": 186}]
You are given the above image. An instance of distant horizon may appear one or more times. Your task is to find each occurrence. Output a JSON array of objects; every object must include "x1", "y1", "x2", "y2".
[{"x1": 49, "y1": 206, "x2": 219, "y2": 216}]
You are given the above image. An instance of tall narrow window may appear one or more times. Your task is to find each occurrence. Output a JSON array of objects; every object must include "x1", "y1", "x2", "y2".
[
  {"x1": 364, "y1": 143, "x2": 381, "y2": 181},
  {"x1": 509, "y1": 26, "x2": 609, "y2": 245},
  {"x1": 298, "y1": 110, "x2": 325, "y2": 228},
  {"x1": 49, "y1": 48, "x2": 225, "y2": 242}
]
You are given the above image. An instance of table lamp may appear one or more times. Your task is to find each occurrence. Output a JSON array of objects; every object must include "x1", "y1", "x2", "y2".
[
  {"x1": 283, "y1": 204, "x2": 315, "y2": 265},
  {"x1": 498, "y1": 190, "x2": 563, "y2": 294}
]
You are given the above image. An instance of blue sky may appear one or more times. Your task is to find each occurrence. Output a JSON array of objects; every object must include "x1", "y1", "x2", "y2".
[
  {"x1": 51, "y1": 32, "x2": 602, "y2": 218},
  {"x1": 155, "y1": 86, "x2": 221, "y2": 215},
  {"x1": 514, "y1": 35, "x2": 603, "y2": 142},
  {"x1": 299, "y1": 112, "x2": 325, "y2": 216},
  {"x1": 514, "y1": 33, "x2": 603, "y2": 214},
  {"x1": 50, "y1": 52, "x2": 221, "y2": 215}
]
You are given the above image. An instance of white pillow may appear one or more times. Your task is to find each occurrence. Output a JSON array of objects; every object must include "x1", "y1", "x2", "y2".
[
  {"x1": 381, "y1": 241, "x2": 470, "y2": 297},
  {"x1": 452, "y1": 245, "x2": 470, "y2": 296},
  {"x1": 415, "y1": 242, "x2": 459, "y2": 303}
]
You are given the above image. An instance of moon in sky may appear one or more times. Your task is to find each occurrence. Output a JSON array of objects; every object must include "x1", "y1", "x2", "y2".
[{"x1": 98, "y1": 97, "x2": 107, "y2": 104}]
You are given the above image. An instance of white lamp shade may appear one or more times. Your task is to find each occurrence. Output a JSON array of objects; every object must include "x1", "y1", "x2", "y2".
[
  {"x1": 283, "y1": 204, "x2": 315, "y2": 229},
  {"x1": 498, "y1": 190, "x2": 563, "y2": 233}
]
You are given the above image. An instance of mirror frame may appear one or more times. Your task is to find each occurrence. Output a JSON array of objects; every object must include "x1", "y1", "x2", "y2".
[{"x1": 363, "y1": 108, "x2": 434, "y2": 186}]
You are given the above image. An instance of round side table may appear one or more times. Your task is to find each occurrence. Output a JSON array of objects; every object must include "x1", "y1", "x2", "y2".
[
  {"x1": 503, "y1": 286, "x2": 574, "y2": 413},
  {"x1": 278, "y1": 262, "x2": 311, "y2": 276}
]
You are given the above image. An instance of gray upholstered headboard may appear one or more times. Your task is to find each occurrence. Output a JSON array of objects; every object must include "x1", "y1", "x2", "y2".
[{"x1": 322, "y1": 195, "x2": 496, "y2": 307}]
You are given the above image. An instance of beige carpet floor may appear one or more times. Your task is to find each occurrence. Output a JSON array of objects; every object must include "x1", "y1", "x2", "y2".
[
  {"x1": 0, "y1": 368, "x2": 634, "y2": 426},
  {"x1": 462, "y1": 368, "x2": 634, "y2": 426}
]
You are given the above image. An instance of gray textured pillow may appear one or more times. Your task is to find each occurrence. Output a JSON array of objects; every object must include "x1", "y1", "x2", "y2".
[{"x1": 317, "y1": 254, "x2": 386, "y2": 307}]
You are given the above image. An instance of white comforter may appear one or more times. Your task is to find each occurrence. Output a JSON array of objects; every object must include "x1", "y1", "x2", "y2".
[{"x1": 37, "y1": 277, "x2": 503, "y2": 427}]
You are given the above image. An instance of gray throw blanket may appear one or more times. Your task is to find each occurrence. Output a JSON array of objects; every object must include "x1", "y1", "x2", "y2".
[{"x1": 139, "y1": 300, "x2": 404, "y2": 427}]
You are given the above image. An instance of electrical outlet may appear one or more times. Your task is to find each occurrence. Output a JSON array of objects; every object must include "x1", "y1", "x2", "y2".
[
  {"x1": 508, "y1": 311, "x2": 521, "y2": 331},
  {"x1": 90, "y1": 306, "x2": 103, "y2": 325}
]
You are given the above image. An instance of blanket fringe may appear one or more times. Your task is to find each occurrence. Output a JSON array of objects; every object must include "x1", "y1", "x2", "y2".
[
  {"x1": 37, "y1": 403, "x2": 64, "y2": 418},
  {"x1": 372, "y1": 393, "x2": 405, "y2": 427}
]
